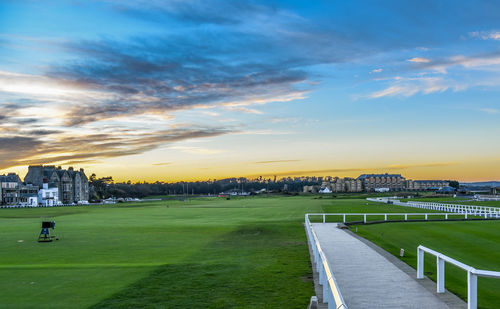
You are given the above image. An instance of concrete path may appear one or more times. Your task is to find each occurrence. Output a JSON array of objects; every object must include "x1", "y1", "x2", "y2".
[{"x1": 311, "y1": 223, "x2": 465, "y2": 309}]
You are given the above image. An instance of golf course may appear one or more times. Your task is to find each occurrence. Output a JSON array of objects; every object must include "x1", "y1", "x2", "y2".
[{"x1": 1, "y1": 195, "x2": 499, "y2": 308}]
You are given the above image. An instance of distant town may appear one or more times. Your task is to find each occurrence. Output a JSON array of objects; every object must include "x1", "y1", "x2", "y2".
[{"x1": 1, "y1": 165, "x2": 499, "y2": 206}]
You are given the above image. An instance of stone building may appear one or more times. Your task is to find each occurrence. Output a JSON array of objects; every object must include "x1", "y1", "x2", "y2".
[
  {"x1": 405, "y1": 180, "x2": 449, "y2": 191},
  {"x1": 0, "y1": 173, "x2": 38, "y2": 205},
  {"x1": 303, "y1": 185, "x2": 319, "y2": 193},
  {"x1": 0, "y1": 173, "x2": 22, "y2": 204},
  {"x1": 322, "y1": 177, "x2": 363, "y2": 193},
  {"x1": 357, "y1": 173, "x2": 406, "y2": 192},
  {"x1": 24, "y1": 165, "x2": 89, "y2": 204}
]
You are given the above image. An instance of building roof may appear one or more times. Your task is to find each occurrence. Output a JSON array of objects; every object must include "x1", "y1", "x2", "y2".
[
  {"x1": 357, "y1": 173, "x2": 403, "y2": 180},
  {"x1": 414, "y1": 180, "x2": 447, "y2": 183},
  {"x1": 0, "y1": 173, "x2": 21, "y2": 183}
]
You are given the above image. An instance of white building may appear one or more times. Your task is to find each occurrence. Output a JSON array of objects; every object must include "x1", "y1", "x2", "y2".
[
  {"x1": 319, "y1": 187, "x2": 332, "y2": 194},
  {"x1": 20, "y1": 194, "x2": 38, "y2": 207},
  {"x1": 38, "y1": 182, "x2": 60, "y2": 206}
]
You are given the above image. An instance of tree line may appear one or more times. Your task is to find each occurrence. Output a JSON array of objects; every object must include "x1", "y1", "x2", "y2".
[{"x1": 89, "y1": 174, "x2": 321, "y2": 200}]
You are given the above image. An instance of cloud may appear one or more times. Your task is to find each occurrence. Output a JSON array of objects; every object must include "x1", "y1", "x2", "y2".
[
  {"x1": 224, "y1": 106, "x2": 263, "y2": 114},
  {"x1": 152, "y1": 162, "x2": 172, "y2": 166},
  {"x1": 169, "y1": 145, "x2": 224, "y2": 155},
  {"x1": 407, "y1": 57, "x2": 430, "y2": 63},
  {"x1": 386, "y1": 162, "x2": 460, "y2": 169},
  {"x1": 0, "y1": 136, "x2": 44, "y2": 168},
  {"x1": 0, "y1": 127, "x2": 234, "y2": 170},
  {"x1": 253, "y1": 160, "x2": 302, "y2": 164},
  {"x1": 108, "y1": 0, "x2": 275, "y2": 26},
  {"x1": 248, "y1": 167, "x2": 368, "y2": 177},
  {"x1": 247, "y1": 161, "x2": 460, "y2": 177},
  {"x1": 469, "y1": 30, "x2": 500, "y2": 40},
  {"x1": 269, "y1": 117, "x2": 301, "y2": 123},
  {"x1": 450, "y1": 54, "x2": 500, "y2": 68},
  {"x1": 367, "y1": 51, "x2": 500, "y2": 99},
  {"x1": 370, "y1": 68, "x2": 383, "y2": 73},
  {"x1": 200, "y1": 111, "x2": 220, "y2": 117},
  {"x1": 366, "y1": 76, "x2": 451, "y2": 98},
  {"x1": 479, "y1": 108, "x2": 499, "y2": 114},
  {"x1": 407, "y1": 51, "x2": 500, "y2": 74},
  {"x1": 39, "y1": 34, "x2": 311, "y2": 126}
]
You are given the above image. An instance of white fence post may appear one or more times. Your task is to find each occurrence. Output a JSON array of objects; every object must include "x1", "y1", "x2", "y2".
[
  {"x1": 437, "y1": 256, "x2": 445, "y2": 293},
  {"x1": 384, "y1": 214, "x2": 387, "y2": 221},
  {"x1": 322, "y1": 268, "x2": 328, "y2": 304},
  {"x1": 323, "y1": 214, "x2": 325, "y2": 223},
  {"x1": 343, "y1": 214, "x2": 346, "y2": 223},
  {"x1": 417, "y1": 247, "x2": 424, "y2": 279},
  {"x1": 468, "y1": 271, "x2": 477, "y2": 309},
  {"x1": 363, "y1": 214, "x2": 366, "y2": 223}
]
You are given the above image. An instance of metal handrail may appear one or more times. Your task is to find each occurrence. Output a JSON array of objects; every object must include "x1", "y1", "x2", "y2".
[
  {"x1": 305, "y1": 214, "x2": 348, "y2": 309},
  {"x1": 417, "y1": 245, "x2": 500, "y2": 309}
]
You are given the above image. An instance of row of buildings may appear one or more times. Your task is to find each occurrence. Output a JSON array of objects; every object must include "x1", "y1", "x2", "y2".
[
  {"x1": 0, "y1": 165, "x2": 89, "y2": 206},
  {"x1": 304, "y1": 173, "x2": 450, "y2": 193}
]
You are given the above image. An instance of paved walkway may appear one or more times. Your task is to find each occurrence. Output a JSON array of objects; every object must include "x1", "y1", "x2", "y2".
[{"x1": 311, "y1": 223, "x2": 465, "y2": 309}]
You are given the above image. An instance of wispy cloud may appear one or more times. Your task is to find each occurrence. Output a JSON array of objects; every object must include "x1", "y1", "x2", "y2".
[
  {"x1": 370, "y1": 68, "x2": 383, "y2": 73},
  {"x1": 366, "y1": 76, "x2": 452, "y2": 99},
  {"x1": 450, "y1": 54, "x2": 500, "y2": 68},
  {"x1": 152, "y1": 162, "x2": 172, "y2": 166},
  {"x1": 407, "y1": 57, "x2": 430, "y2": 63},
  {"x1": 223, "y1": 106, "x2": 263, "y2": 114},
  {"x1": 247, "y1": 162, "x2": 460, "y2": 177},
  {"x1": 253, "y1": 160, "x2": 301, "y2": 164},
  {"x1": 269, "y1": 117, "x2": 301, "y2": 123},
  {"x1": 469, "y1": 30, "x2": 500, "y2": 40},
  {"x1": 170, "y1": 145, "x2": 225, "y2": 155},
  {"x1": 0, "y1": 127, "x2": 234, "y2": 169},
  {"x1": 386, "y1": 162, "x2": 460, "y2": 169},
  {"x1": 479, "y1": 108, "x2": 499, "y2": 114}
]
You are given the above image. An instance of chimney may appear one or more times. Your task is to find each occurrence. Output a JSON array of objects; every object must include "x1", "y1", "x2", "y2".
[
  {"x1": 68, "y1": 167, "x2": 74, "y2": 171},
  {"x1": 43, "y1": 177, "x2": 48, "y2": 190},
  {"x1": 57, "y1": 166, "x2": 62, "y2": 170},
  {"x1": 80, "y1": 168, "x2": 84, "y2": 172}
]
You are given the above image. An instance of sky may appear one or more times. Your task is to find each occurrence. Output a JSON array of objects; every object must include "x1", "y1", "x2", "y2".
[{"x1": 0, "y1": 0, "x2": 499, "y2": 182}]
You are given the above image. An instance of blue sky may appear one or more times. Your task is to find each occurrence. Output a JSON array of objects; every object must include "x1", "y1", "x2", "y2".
[{"x1": 0, "y1": 0, "x2": 499, "y2": 181}]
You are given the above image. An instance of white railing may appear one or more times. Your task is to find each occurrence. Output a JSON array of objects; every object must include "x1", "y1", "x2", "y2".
[
  {"x1": 306, "y1": 213, "x2": 482, "y2": 224},
  {"x1": 0, "y1": 202, "x2": 110, "y2": 209},
  {"x1": 367, "y1": 198, "x2": 500, "y2": 218},
  {"x1": 305, "y1": 214, "x2": 348, "y2": 309},
  {"x1": 417, "y1": 245, "x2": 500, "y2": 309}
]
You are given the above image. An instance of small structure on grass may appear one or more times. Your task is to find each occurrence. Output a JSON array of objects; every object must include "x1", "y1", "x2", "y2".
[{"x1": 38, "y1": 221, "x2": 58, "y2": 242}]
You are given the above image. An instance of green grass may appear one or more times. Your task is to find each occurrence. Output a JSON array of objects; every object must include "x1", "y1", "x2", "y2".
[
  {"x1": 354, "y1": 221, "x2": 500, "y2": 309},
  {"x1": 2, "y1": 195, "x2": 499, "y2": 308},
  {"x1": 2, "y1": 195, "x2": 392, "y2": 308}
]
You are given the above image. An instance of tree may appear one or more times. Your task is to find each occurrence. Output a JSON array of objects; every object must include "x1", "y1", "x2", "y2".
[
  {"x1": 89, "y1": 174, "x2": 114, "y2": 200},
  {"x1": 447, "y1": 180, "x2": 459, "y2": 189}
]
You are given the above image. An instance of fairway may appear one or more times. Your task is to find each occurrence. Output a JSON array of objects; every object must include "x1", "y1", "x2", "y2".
[
  {"x1": 1, "y1": 196, "x2": 401, "y2": 308},
  {"x1": 2, "y1": 195, "x2": 499, "y2": 308}
]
